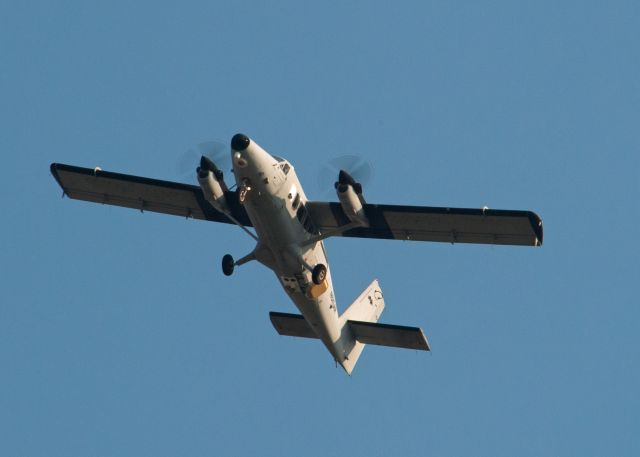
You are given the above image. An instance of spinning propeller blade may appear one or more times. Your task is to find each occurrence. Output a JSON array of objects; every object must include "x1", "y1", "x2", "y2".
[
  {"x1": 316, "y1": 154, "x2": 374, "y2": 196},
  {"x1": 175, "y1": 140, "x2": 229, "y2": 182}
]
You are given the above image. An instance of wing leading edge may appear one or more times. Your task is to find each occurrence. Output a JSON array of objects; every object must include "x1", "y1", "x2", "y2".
[
  {"x1": 306, "y1": 201, "x2": 543, "y2": 247},
  {"x1": 50, "y1": 163, "x2": 252, "y2": 226}
]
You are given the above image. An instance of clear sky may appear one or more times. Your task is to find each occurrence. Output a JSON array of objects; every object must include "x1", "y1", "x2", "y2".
[{"x1": 2, "y1": 1, "x2": 639, "y2": 456}]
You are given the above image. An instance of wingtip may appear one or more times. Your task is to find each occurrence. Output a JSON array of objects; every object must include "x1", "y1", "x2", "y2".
[
  {"x1": 527, "y1": 211, "x2": 544, "y2": 247},
  {"x1": 535, "y1": 218, "x2": 544, "y2": 246},
  {"x1": 421, "y1": 329, "x2": 432, "y2": 351},
  {"x1": 50, "y1": 163, "x2": 64, "y2": 189}
]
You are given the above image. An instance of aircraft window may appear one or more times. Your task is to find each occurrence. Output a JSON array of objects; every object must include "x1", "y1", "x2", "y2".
[
  {"x1": 292, "y1": 193, "x2": 300, "y2": 210},
  {"x1": 280, "y1": 163, "x2": 290, "y2": 175}
]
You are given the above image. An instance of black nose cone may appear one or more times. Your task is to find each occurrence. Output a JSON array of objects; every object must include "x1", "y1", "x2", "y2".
[{"x1": 231, "y1": 133, "x2": 250, "y2": 151}]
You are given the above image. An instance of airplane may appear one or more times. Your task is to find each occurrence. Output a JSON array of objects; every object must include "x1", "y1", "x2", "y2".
[{"x1": 50, "y1": 133, "x2": 543, "y2": 375}]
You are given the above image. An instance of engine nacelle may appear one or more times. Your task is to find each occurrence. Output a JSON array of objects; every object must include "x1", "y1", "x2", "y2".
[
  {"x1": 197, "y1": 168, "x2": 228, "y2": 213},
  {"x1": 337, "y1": 182, "x2": 369, "y2": 227}
]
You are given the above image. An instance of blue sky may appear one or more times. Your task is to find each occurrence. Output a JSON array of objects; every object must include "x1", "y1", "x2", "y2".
[{"x1": 2, "y1": 1, "x2": 639, "y2": 456}]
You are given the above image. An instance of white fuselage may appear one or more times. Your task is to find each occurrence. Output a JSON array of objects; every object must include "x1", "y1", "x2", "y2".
[{"x1": 231, "y1": 139, "x2": 350, "y2": 365}]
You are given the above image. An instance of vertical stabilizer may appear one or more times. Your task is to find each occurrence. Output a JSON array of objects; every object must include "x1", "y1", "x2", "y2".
[{"x1": 337, "y1": 280, "x2": 385, "y2": 374}]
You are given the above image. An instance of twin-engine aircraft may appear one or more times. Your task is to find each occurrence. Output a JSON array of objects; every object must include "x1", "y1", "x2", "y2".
[{"x1": 51, "y1": 133, "x2": 543, "y2": 374}]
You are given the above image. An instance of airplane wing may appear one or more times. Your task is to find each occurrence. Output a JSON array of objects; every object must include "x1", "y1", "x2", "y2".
[
  {"x1": 50, "y1": 163, "x2": 252, "y2": 226},
  {"x1": 306, "y1": 201, "x2": 543, "y2": 247}
]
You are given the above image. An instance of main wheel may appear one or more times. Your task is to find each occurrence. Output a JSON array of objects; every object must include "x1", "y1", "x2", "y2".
[
  {"x1": 222, "y1": 254, "x2": 235, "y2": 276},
  {"x1": 312, "y1": 264, "x2": 327, "y2": 285}
]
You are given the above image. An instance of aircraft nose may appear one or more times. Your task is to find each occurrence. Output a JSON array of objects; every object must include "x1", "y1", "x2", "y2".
[{"x1": 231, "y1": 133, "x2": 250, "y2": 151}]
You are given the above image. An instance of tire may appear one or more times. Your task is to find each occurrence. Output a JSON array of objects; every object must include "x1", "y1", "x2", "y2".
[
  {"x1": 222, "y1": 254, "x2": 235, "y2": 276},
  {"x1": 312, "y1": 264, "x2": 327, "y2": 285}
]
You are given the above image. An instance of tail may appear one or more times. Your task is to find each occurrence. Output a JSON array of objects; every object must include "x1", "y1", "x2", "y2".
[
  {"x1": 337, "y1": 280, "x2": 430, "y2": 375},
  {"x1": 337, "y1": 279, "x2": 385, "y2": 374},
  {"x1": 269, "y1": 279, "x2": 430, "y2": 375}
]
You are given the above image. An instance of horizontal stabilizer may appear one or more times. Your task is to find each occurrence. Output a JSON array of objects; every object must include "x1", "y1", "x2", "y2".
[
  {"x1": 348, "y1": 320, "x2": 430, "y2": 351},
  {"x1": 269, "y1": 312, "x2": 430, "y2": 351},
  {"x1": 269, "y1": 312, "x2": 317, "y2": 339}
]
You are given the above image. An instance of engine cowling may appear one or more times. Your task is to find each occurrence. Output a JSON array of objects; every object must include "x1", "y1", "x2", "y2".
[
  {"x1": 336, "y1": 171, "x2": 369, "y2": 227},
  {"x1": 197, "y1": 157, "x2": 228, "y2": 212}
]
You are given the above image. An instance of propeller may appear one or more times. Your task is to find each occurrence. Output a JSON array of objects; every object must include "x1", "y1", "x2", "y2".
[
  {"x1": 316, "y1": 155, "x2": 374, "y2": 196},
  {"x1": 175, "y1": 140, "x2": 230, "y2": 182}
]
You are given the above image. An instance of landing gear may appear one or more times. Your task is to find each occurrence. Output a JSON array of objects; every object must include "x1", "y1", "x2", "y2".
[
  {"x1": 312, "y1": 263, "x2": 327, "y2": 285},
  {"x1": 222, "y1": 254, "x2": 235, "y2": 276},
  {"x1": 221, "y1": 251, "x2": 256, "y2": 277}
]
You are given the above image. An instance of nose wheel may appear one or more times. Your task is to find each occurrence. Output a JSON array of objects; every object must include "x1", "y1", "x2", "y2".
[
  {"x1": 222, "y1": 254, "x2": 235, "y2": 276},
  {"x1": 312, "y1": 264, "x2": 327, "y2": 285}
]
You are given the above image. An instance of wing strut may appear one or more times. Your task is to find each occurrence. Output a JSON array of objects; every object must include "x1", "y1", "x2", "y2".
[{"x1": 219, "y1": 209, "x2": 258, "y2": 241}]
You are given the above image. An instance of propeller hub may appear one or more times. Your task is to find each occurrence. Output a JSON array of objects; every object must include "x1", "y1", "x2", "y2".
[
  {"x1": 200, "y1": 155, "x2": 214, "y2": 170},
  {"x1": 338, "y1": 169, "x2": 357, "y2": 186},
  {"x1": 200, "y1": 156, "x2": 224, "y2": 180}
]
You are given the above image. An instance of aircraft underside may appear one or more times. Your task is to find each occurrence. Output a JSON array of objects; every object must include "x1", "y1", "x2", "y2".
[{"x1": 50, "y1": 132, "x2": 542, "y2": 374}]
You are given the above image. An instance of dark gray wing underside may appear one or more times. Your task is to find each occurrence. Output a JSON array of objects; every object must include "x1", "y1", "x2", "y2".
[
  {"x1": 50, "y1": 163, "x2": 252, "y2": 226},
  {"x1": 306, "y1": 201, "x2": 543, "y2": 247}
]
